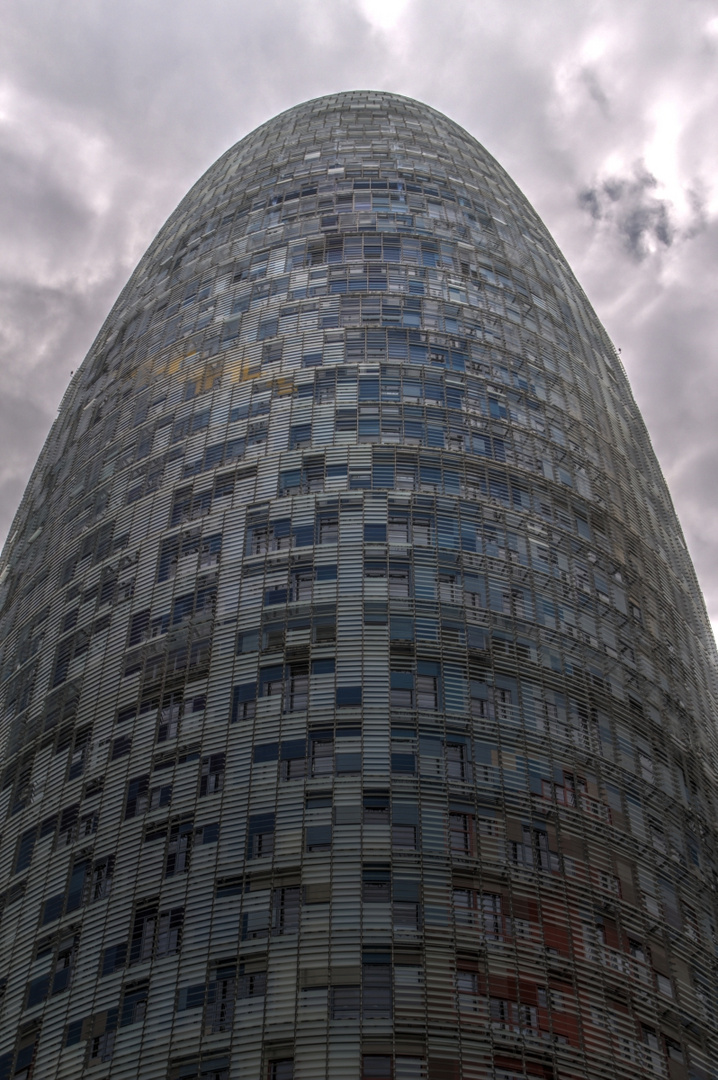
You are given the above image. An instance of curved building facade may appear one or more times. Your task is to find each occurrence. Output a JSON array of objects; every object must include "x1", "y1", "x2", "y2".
[{"x1": 0, "y1": 91, "x2": 717, "y2": 1080}]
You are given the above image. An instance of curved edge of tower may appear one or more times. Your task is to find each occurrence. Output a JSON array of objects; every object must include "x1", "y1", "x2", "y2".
[{"x1": 0, "y1": 91, "x2": 716, "y2": 1080}]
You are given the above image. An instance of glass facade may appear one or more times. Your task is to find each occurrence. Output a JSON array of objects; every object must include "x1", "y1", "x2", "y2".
[{"x1": 0, "y1": 91, "x2": 716, "y2": 1080}]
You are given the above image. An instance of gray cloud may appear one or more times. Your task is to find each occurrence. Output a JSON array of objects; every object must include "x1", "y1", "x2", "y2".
[
  {"x1": 0, "y1": 390, "x2": 54, "y2": 544},
  {"x1": 579, "y1": 67, "x2": 611, "y2": 117},
  {"x1": 577, "y1": 163, "x2": 707, "y2": 259},
  {"x1": 1, "y1": 0, "x2": 718, "y2": 634}
]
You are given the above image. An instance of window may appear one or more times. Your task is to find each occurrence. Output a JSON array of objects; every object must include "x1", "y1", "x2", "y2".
[
  {"x1": 156, "y1": 908, "x2": 184, "y2": 957},
  {"x1": 449, "y1": 812, "x2": 475, "y2": 856},
  {"x1": 311, "y1": 733, "x2": 333, "y2": 775},
  {"x1": 39, "y1": 860, "x2": 84, "y2": 926},
  {"x1": 91, "y1": 856, "x2": 114, "y2": 901},
  {"x1": 327, "y1": 986, "x2": 358, "y2": 1023},
  {"x1": 336, "y1": 745, "x2": 361, "y2": 773},
  {"x1": 306, "y1": 825, "x2": 332, "y2": 851},
  {"x1": 111, "y1": 735, "x2": 132, "y2": 761},
  {"x1": 258, "y1": 317, "x2": 278, "y2": 341},
  {"x1": 454, "y1": 889, "x2": 505, "y2": 939},
  {"x1": 456, "y1": 969, "x2": 479, "y2": 1011},
  {"x1": 125, "y1": 775, "x2": 149, "y2": 819},
  {"x1": 490, "y1": 998, "x2": 538, "y2": 1036},
  {"x1": 318, "y1": 515, "x2": 338, "y2": 544},
  {"x1": 166, "y1": 822, "x2": 193, "y2": 876},
  {"x1": 438, "y1": 572, "x2": 460, "y2": 603},
  {"x1": 237, "y1": 628, "x2": 260, "y2": 654},
  {"x1": 363, "y1": 1057, "x2": 392, "y2": 1080},
  {"x1": 388, "y1": 565, "x2": 410, "y2": 597},
  {"x1": 150, "y1": 782, "x2": 172, "y2": 810},
  {"x1": 293, "y1": 570, "x2": 313, "y2": 600},
  {"x1": 393, "y1": 882, "x2": 420, "y2": 930},
  {"x1": 336, "y1": 686, "x2": 361, "y2": 707},
  {"x1": 206, "y1": 962, "x2": 237, "y2": 1033},
  {"x1": 481, "y1": 892, "x2": 504, "y2": 939},
  {"x1": 65, "y1": 856, "x2": 89, "y2": 912},
  {"x1": 272, "y1": 886, "x2": 300, "y2": 935},
  {"x1": 595, "y1": 870, "x2": 620, "y2": 896},
  {"x1": 168, "y1": 1057, "x2": 230, "y2": 1080},
  {"x1": 664, "y1": 1036, "x2": 683, "y2": 1063},
  {"x1": 89, "y1": 1011, "x2": 118, "y2": 1063},
  {"x1": 469, "y1": 680, "x2": 490, "y2": 717},
  {"x1": 364, "y1": 523, "x2": 386, "y2": 543},
  {"x1": 391, "y1": 744, "x2": 416, "y2": 774},
  {"x1": 417, "y1": 667, "x2": 439, "y2": 710},
  {"x1": 14, "y1": 827, "x2": 37, "y2": 874},
  {"x1": 247, "y1": 518, "x2": 290, "y2": 555},
  {"x1": 120, "y1": 982, "x2": 148, "y2": 1027},
  {"x1": 364, "y1": 794, "x2": 390, "y2": 824},
  {"x1": 129, "y1": 903, "x2": 158, "y2": 964},
  {"x1": 268, "y1": 1062, "x2": 293, "y2": 1080},
  {"x1": 69, "y1": 727, "x2": 91, "y2": 779},
  {"x1": 241, "y1": 909, "x2": 269, "y2": 941},
  {"x1": 287, "y1": 666, "x2": 309, "y2": 711},
  {"x1": 495, "y1": 687, "x2": 513, "y2": 722},
  {"x1": 392, "y1": 822, "x2": 417, "y2": 849},
  {"x1": 247, "y1": 813, "x2": 275, "y2": 859},
  {"x1": 200, "y1": 753, "x2": 225, "y2": 796},
  {"x1": 453, "y1": 887, "x2": 474, "y2": 926},
  {"x1": 157, "y1": 695, "x2": 182, "y2": 742},
  {"x1": 56, "y1": 803, "x2": 79, "y2": 847},
  {"x1": 641, "y1": 1026, "x2": 664, "y2": 1072},
  {"x1": 391, "y1": 616, "x2": 414, "y2": 642},
  {"x1": 313, "y1": 614, "x2": 336, "y2": 643},
  {"x1": 446, "y1": 742, "x2": 469, "y2": 781},
  {"x1": 649, "y1": 819, "x2": 666, "y2": 854},
  {"x1": 388, "y1": 516, "x2": 409, "y2": 543},
  {"x1": 541, "y1": 773, "x2": 582, "y2": 807},
  {"x1": 125, "y1": 901, "x2": 183, "y2": 964},
  {"x1": 363, "y1": 954, "x2": 392, "y2": 1018},
  {"x1": 392, "y1": 898, "x2": 420, "y2": 931},
  {"x1": 391, "y1": 671, "x2": 413, "y2": 708},
  {"x1": 683, "y1": 906, "x2": 700, "y2": 942},
  {"x1": 232, "y1": 682, "x2": 257, "y2": 721},
  {"x1": 281, "y1": 739, "x2": 307, "y2": 780},
  {"x1": 412, "y1": 516, "x2": 434, "y2": 545},
  {"x1": 290, "y1": 423, "x2": 311, "y2": 448},
  {"x1": 261, "y1": 664, "x2": 284, "y2": 698},
  {"x1": 510, "y1": 825, "x2": 559, "y2": 871},
  {"x1": 363, "y1": 867, "x2": 391, "y2": 903},
  {"x1": 237, "y1": 966, "x2": 267, "y2": 1000},
  {"x1": 101, "y1": 942, "x2": 127, "y2": 976},
  {"x1": 80, "y1": 811, "x2": 98, "y2": 838},
  {"x1": 26, "y1": 973, "x2": 51, "y2": 1008},
  {"x1": 2, "y1": 1030, "x2": 37, "y2": 1079},
  {"x1": 628, "y1": 938, "x2": 646, "y2": 963}
]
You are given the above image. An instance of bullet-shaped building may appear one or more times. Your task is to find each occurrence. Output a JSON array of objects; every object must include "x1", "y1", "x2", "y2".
[{"x1": 0, "y1": 91, "x2": 717, "y2": 1080}]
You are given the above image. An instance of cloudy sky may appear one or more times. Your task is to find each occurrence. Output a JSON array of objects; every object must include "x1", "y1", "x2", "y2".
[{"x1": 1, "y1": 0, "x2": 717, "y2": 634}]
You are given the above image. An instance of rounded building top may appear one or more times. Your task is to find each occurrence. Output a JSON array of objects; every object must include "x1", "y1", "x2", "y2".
[{"x1": 0, "y1": 91, "x2": 717, "y2": 1079}]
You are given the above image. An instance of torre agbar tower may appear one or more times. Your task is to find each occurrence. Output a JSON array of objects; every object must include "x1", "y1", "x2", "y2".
[{"x1": 1, "y1": 91, "x2": 718, "y2": 1080}]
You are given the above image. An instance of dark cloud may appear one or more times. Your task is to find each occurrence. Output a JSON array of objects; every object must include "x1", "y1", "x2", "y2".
[
  {"x1": 1, "y1": 0, "x2": 717, "y2": 634},
  {"x1": 578, "y1": 163, "x2": 684, "y2": 259},
  {"x1": 580, "y1": 67, "x2": 611, "y2": 116}
]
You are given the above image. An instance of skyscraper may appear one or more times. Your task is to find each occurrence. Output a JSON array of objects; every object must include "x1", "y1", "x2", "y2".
[{"x1": 0, "y1": 89, "x2": 716, "y2": 1080}]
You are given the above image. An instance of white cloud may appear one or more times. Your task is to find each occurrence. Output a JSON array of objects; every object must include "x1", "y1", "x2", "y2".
[{"x1": 356, "y1": 0, "x2": 413, "y2": 32}]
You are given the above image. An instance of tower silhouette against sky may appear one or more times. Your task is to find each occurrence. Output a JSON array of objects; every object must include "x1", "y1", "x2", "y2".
[{"x1": 0, "y1": 92, "x2": 716, "y2": 1080}]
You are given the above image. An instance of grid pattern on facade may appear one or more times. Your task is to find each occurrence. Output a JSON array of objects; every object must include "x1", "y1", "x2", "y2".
[{"x1": 0, "y1": 91, "x2": 716, "y2": 1080}]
